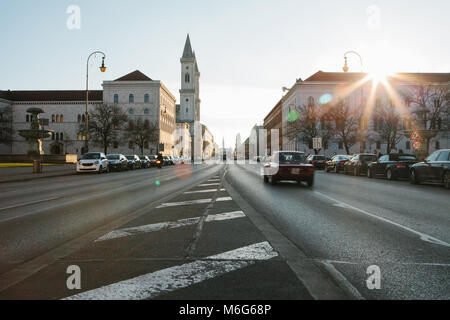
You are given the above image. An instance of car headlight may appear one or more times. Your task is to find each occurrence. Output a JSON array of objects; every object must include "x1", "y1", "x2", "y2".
[{"x1": 95, "y1": 161, "x2": 99, "y2": 165}]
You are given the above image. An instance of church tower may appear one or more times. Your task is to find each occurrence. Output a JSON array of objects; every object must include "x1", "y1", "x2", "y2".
[{"x1": 179, "y1": 34, "x2": 200, "y2": 123}]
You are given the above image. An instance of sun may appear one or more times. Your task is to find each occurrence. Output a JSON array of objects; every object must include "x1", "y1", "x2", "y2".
[{"x1": 369, "y1": 68, "x2": 393, "y2": 85}]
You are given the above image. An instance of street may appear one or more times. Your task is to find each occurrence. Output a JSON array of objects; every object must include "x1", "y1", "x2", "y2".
[{"x1": 0, "y1": 163, "x2": 448, "y2": 300}]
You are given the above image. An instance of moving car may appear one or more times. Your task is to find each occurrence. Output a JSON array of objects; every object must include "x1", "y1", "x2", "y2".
[
  {"x1": 306, "y1": 155, "x2": 327, "y2": 169},
  {"x1": 125, "y1": 155, "x2": 142, "y2": 170},
  {"x1": 106, "y1": 154, "x2": 129, "y2": 171},
  {"x1": 263, "y1": 151, "x2": 315, "y2": 187},
  {"x1": 367, "y1": 153, "x2": 418, "y2": 180},
  {"x1": 410, "y1": 149, "x2": 450, "y2": 188},
  {"x1": 77, "y1": 152, "x2": 109, "y2": 174},
  {"x1": 344, "y1": 153, "x2": 378, "y2": 176},
  {"x1": 139, "y1": 155, "x2": 151, "y2": 168},
  {"x1": 326, "y1": 155, "x2": 350, "y2": 173}
]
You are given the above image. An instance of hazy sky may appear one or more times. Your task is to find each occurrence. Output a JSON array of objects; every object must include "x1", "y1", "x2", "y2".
[{"x1": 1, "y1": 0, "x2": 449, "y2": 147}]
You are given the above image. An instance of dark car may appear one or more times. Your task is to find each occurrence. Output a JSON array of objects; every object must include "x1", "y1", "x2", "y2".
[
  {"x1": 344, "y1": 153, "x2": 379, "y2": 176},
  {"x1": 326, "y1": 155, "x2": 350, "y2": 173},
  {"x1": 139, "y1": 155, "x2": 151, "y2": 168},
  {"x1": 163, "y1": 156, "x2": 171, "y2": 166},
  {"x1": 106, "y1": 154, "x2": 129, "y2": 171},
  {"x1": 125, "y1": 155, "x2": 142, "y2": 170},
  {"x1": 367, "y1": 153, "x2": 418, "y2": 180},
  {"x1": 263, "y1": 151, "x2": 315, "y2": 187},
  {"x1": 148, "y1": 155, "x2": 158, "y2": 167},
  {"x1": 306, "y1": 155, "x2": 327, "y2": 169},
  {"x1": 410, "y1": 149, "x2": 450, "y2": 188}
]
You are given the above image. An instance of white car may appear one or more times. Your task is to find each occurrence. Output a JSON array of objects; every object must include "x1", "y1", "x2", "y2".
[{"x1": 77, "y1": 152, "x2": 109, "y2": 173}]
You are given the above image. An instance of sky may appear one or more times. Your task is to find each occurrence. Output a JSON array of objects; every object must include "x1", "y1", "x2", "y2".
[{"x1": 1, "y1": 0, "x2": 449, "y2": 148}]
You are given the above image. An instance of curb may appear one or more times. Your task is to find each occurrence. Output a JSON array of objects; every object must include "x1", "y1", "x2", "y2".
[{"x1": 0, "y1": 171, "x2": 77, "y2": 184}]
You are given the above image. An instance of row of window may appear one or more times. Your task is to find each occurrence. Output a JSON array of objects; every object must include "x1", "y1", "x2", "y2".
[
  {"x1": 25, "y1": 114, "x2": 64, "y2": 123},
  {"x1": 311, "y1": 140, "x2": 441, "y2": 151},
  {"x1": 51, "y1": 132, "x2": 64, "y2": 141},
  {"x1": 114, "y1": 94, "x2": 151, "y2": 104}
]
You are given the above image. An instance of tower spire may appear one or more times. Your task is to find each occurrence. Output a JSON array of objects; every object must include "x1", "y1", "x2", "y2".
[{"x1": 182, "y1": 34, "x2": 194, "y2": 60}]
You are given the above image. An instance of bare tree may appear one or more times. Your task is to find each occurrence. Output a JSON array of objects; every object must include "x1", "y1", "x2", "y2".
[
  {"x1": 78, "y1": 104, "x2": 128, "y2": 155},
  {"x1": 405, "y1": 84, "x2": 450, "y2": 153},
  {"x1": 373, "y1": 105, "x2": 403, "y2": 154},
  {"x1": 327, "y1": 100, "x2": 359, "y2": 155},
  {"x1": 125, "y1": 118, "x2": 158, "y2": 155},
  {"x1": 0, "y1": 105, "x2": 13, "y2": 147},
  {"x1": 284, "y1": 104, "x2": 332, "y2": 154}
]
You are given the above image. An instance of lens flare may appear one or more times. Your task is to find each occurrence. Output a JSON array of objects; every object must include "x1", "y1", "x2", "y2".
[
  {"x1": 319, "y1": 94, "x2": 333, "y2": 105},
  {"x1": 287, "y1": 110, "x2": 299, "y2": 122},
  {"x1": 155, "y1": 180, "x2": 161, "y2": 186}
]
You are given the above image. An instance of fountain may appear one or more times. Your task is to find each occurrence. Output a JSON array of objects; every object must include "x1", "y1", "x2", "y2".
[{"x1": 18, "y1": 108, "x2": 53, "y2": 157}]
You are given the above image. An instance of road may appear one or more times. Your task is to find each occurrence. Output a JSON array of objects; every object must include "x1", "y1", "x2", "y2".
[{"x1": 0, "y1": 162, "x2": 448, "y2": 299}]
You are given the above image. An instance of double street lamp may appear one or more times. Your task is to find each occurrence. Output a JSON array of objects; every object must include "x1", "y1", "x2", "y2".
[{"x1": 84, "y1": 51, "x2": 107, "y2": 154}]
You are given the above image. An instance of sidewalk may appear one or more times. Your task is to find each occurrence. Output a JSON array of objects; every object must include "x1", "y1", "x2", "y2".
[{"x1": 0, "y1": 164, "x2": 76, "y2": 183}]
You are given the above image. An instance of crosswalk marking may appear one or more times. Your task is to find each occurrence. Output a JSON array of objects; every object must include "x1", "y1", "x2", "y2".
[
  {"x1": 184, "y1": 189, "x2": 226, "y2": 194},
  {"x1": 95, "y1": 211, "x2": 246, "y2": 242},
  {"x1": 64, "y1": 242, "x2": 278, "y2": 300}
]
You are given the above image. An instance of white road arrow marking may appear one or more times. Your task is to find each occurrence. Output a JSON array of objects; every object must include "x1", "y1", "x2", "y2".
[{"x1": 63, "y1": 242, "x2": 278, "y2": 300}]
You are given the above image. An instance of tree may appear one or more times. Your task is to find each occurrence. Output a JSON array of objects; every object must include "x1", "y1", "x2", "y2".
[
  {"x1": 0, "y1": 106, "x2": 13, "y2": 146},
  {"x1": 405, "y1": 84, "x2": 450, "y2": 154},
  {"x1": 125, "y1": 118, "x2": 158, "y2": 155},
  {"x1": 78, "y1": 104, "x2": 128, "y2": 154},
  {"x1": 327, "y1": 100, "x2": 359, "y2": 154},
  {"x1": 284, "y1": 103, "x2": 332, "y2": 154},
  {"x1": 373, "y1": 105, "x2": 403, "y2": 154}
]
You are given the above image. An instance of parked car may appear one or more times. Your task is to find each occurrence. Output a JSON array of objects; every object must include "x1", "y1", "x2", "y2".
[
  {"x1": 139, "y1": 155, "x2": 151, "y2": 168},
  {"x1": 344, "y1": 153, "x2": 379, "y2": 176},
  {"x1": 168, "y1": 156, "x2": 175, "y2": 165},
  {"x1": 410, "y1": 149, "x2": 450, "y2": 188},
  {"x1": 306, "y1": 155, "x2": 327, "y2": 169},
  {"x1": 106, "y1": 154, "x2": 129, "y2": 171},
  {"x1": 125, "y1": 155, "x2": 142, "y2": 170},
  {"x1": 77, "y1": 152, "x2": 109, "y2": 174},
  {"x1": 263, "y1": 151, "x2": 315, "y2": 187},
  {"x1": 163, "y1": 156, "x2": 171, "y2": 166},
  {"x1": 148, "y1": 155, "x2": 158, "y2": 167},
  {"x1": 367, "y1": 153, "x2": 418, "y2": 180},
  {"x1": 326, "y1": 155, "x2": 350, "y2": 173}
]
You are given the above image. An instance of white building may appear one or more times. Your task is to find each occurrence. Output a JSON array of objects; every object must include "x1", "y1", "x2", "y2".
[
  {"x1": 279, "y1": 71, "x2": 450, "y2": 157},
  {"x1": 0, "y1": 70, "x2": 176, "y2": 156}
]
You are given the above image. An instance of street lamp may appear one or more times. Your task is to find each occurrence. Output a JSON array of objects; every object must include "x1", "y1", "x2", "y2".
[{"x1": 84, "y1": 51, "x2": 107, "y2": 154}]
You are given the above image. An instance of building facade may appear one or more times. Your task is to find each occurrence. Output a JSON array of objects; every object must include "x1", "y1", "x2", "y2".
[{"x1": 265, "y1": 71, "x2": 450, "y2": 157}]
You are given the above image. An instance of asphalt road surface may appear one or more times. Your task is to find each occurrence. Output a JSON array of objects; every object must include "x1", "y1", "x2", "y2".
[{"x1": 0, "y1": 162, "x2": 448, "y2": 300}]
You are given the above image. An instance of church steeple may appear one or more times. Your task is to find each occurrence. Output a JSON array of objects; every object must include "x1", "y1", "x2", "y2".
[{"x1": 181, "y1": 34, "x2": 194, "y2": 61}]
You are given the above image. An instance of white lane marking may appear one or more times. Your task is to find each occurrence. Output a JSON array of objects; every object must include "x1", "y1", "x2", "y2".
[
  {"x1": 184, "y1": 189, "x2": 226, "y2": 194},
  {"x1": 319, "y1": 260, "x2": 365, "y2": 300},
  {"x1": 208, "y1": 179, "x2": 221, "y2": 182},
  {"x1": 318, "y1": 259, "x2": 450, "y2": 267},
  {"x1": 63, "y1": 242, "x2": 278, "y2": 300},
  {"x1": 315, "y1": 191, "x2": 450, "y2": 247},
  {"x1": 95, "y1": 211, "x2": 245, "y2": 242},
  {"x1": 0, "y1": 196, "x2": 61, "y2": 212},
  {"x1": 156, "y1": 199, "x2": 212, "y2": 208},
  {"x1": 198, "y1": 183, "x2": 219, "y2": 187},
  {"x1": 216, "y1": 197, "x2": 232, "y2": 202}
]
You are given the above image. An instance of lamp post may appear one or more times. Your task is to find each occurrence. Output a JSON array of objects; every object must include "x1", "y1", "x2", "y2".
[
  {"x1": 84, "y1": 51, "x2": 107, "y2": 154},
  {"x1": 342, "y1": 51, "x2": 366, "y2": 153}
]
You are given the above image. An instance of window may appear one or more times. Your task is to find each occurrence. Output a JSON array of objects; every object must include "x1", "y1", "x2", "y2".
[
  {"x1": 129, "y1": 94, "x2": 134, "y2": 103},
  {"x1": 185, "y1": 73, "x2": 190, "y2": 83},
  {"x1": 144, "y1": 108, "x2": 150, "y2": 115},
  {"x1": 60, "y1": 115, "x2": 63, "y2": 122},
  {"x1": 435, "y1": 141, "x2": 440, "y2": 150},
  {"x1": 186, "y1": 107, "x2": 188, "y2": 113},
  {"x1": 52, "y1": 115, "x2": 55, "y2": 122},
  {"x1": 113, "y1": 141, "x2": 119, "y2": 149},
  {"x1": 379, "y1": 155, "x2": 389, "y2": 162},
  {"x1": 144, "y1": 94, "x2": 150, "y2": 103},
  {"x1": 405, "y1": 140, "x2": 411, "y2": 150},
  {"x1": 376, "y1": 141, "x2": 381, "y2": 149},
  {"x1": 26, "y1": 115, "x2": 30, "y2": 122},
  {"x1": 56, "y1": 133, "x2": 59, "y2": 141},
  {"x1": 56, "y1": 115, "x2": 59, "y2": 122},
  {"x1": 52, "y1": 132, "x2": 55, "y2": 140},
  {"x1": 78, "y1": 115, "x2": 81, "y2": 123},
  {"x1": 129, "y1": 108, "x2": 134, "y2": 115},
  {"x1": 426, "y1": 151, "x2": 440, "y2": 162},
  {"x1": 60, "y1": 132, "x2": 63, "y2": 141},
  {"x1": 437, "y1": 151, "x2": 449, "y2": 161},
  {"x1": 82, "y1": 114, "x2": 86, "y2": 123},
  {"x1": 307, "y1": 96, "x2": 315, "y2": 107},
  {"x1": 114, "y1": 94, "x2": 119, "y2": 104}
]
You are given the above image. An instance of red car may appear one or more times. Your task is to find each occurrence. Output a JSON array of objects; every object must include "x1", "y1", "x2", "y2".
[{"x1": 263, "y1": 151, "x2": 315, "y2": 187}]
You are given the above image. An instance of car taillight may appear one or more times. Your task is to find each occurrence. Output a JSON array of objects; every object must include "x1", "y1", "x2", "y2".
[
  {"x1": 396, "y1": 163, "x2": 406, "y2": 168},
  {"x1": 339, "y1": 161, "x2": 346, "y2": 164},
  {"x1": 312, "y1": 160, "x2": 316, "y2": 163}
]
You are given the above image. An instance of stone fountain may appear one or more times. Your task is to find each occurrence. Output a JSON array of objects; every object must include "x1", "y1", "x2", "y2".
[{"x1": 18, "y1": 108, "x2": 53, "y2": 157}]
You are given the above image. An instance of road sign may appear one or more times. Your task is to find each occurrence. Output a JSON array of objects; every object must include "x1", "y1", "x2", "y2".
[
  {"x1": 313, "y1": 137, "x2": 322, "y2": 150},
  {"x1": 410, "y1": 129, "x2": 422, "y2": 141},
  {"x1": 412, "y1": 140, "x2": 422, "y2": 151}
]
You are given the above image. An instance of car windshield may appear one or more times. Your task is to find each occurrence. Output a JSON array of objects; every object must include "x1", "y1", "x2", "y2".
[
  {"x1": 107, "y1": 155, "x2": 120, "y2": 160},
  {"x1": 393, "y1": 155, "x2": 417, "y2": 161},
  {"x1": 126, "y1": 156, "x2": 135, "y2": 160},
  {"x1": 139, "y1": 156, "x2": 146, "y2": 160},
  {"x1": 81, "y1": 153, "x2": 100, "y2": 160},
  {"x1": 278, "y1": 153, "x2": 306, "y2": 163},
  {"x1": 314, "y1": 156, "x2": 325, "y2": 160},
  {"x1": 360, "y1": 155, "x2": 378, "y2": 161}
]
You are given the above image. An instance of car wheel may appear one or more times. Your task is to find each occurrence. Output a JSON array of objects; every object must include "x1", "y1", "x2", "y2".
[
  {"x1": 386, "y1": 169, "x2": 395, "y2": 180},
  {"x1": 443, "y1": 172, "x2": 450, "y2": 189},
  {"x1": 307, "y1": 177, "x2": 314, "y2": 187},
  {"x1": 98, "y1": 166, "x2": 103, "y2": 174},
  {"x1": 269, "y1": 176, "x2": 277, "y2": 185},
  {"x1": 367, "y1": 168, "x2": 373, "y2": 178},
  {"x1": 410, "y1": 170, "x2": 419, "y2": 184},
  {"x1": 106, "y1": 166, "x2": 110, "y2": 173},
  {"x1": 263, "y1": 176, "x2": 268, "y2": 183}
]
